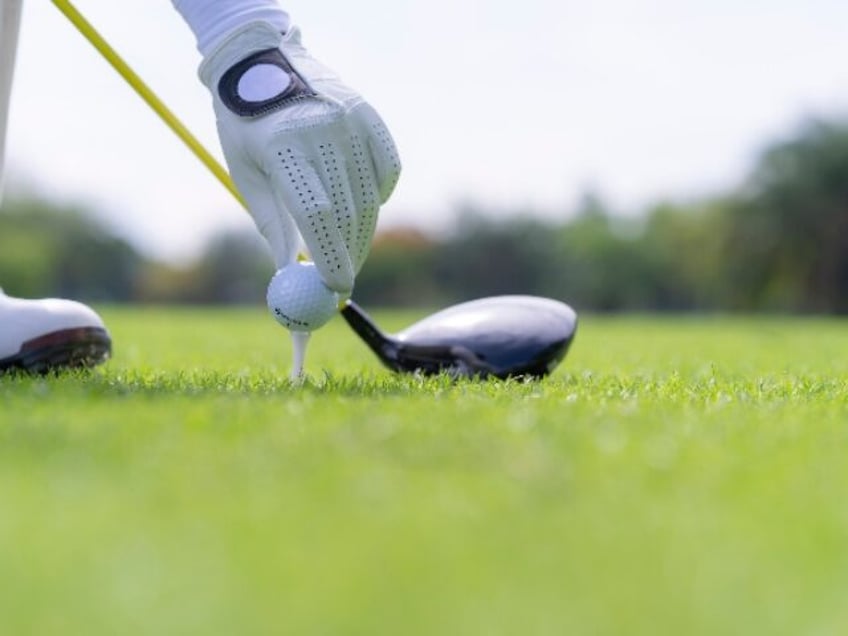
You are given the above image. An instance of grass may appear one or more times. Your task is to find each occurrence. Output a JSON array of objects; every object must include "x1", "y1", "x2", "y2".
[{"x1": 1, "y1": 306, "x2": 847, "y2": 635}]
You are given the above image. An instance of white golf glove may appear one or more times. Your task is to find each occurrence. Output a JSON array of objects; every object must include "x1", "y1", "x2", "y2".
[{"x1": 200, "y1": 21, "x2": 401, "y2": 295}]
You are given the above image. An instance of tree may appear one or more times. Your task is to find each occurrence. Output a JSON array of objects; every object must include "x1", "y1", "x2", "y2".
[
  {"x1": 721, "y1": 119, "x2": 848, "y2": 312},
  {"x1": 0, "y1": 196, "x2": 145, "y2": 300}
]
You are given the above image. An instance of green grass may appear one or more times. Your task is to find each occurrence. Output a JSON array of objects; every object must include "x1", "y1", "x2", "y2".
[{"x1": 1, "y1": 307, "x2": 847, "y2": 635}]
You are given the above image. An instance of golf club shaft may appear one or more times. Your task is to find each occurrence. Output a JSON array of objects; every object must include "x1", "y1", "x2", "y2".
[
  {"x1": 0, "y1": 0, "x2": 23, "y2": 193},
  {"x1": 50, "y1": 0, "x2": 247, "y2": 209},
  {"x1": 340, "y1": 300, "x2": 395, "y2": 356}
]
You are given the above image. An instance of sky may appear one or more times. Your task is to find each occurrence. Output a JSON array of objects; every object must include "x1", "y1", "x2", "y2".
[{"x1": 5, "y1": 0, "x2": 848, "y2": 262}]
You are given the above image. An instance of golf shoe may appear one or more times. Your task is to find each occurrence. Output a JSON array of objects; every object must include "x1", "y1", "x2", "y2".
[{"x1": 0, "y1": 289, "x2": 111, "y2": 373}]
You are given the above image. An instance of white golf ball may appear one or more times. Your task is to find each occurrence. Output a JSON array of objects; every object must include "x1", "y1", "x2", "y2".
[{"x1": 266, "y1": 262, "x2": 339, "y2": 332}]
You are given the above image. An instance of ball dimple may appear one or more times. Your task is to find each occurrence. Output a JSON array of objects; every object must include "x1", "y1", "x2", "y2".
[{"x1": 266, "y1": 262, "x2": 339, "y2": 332}]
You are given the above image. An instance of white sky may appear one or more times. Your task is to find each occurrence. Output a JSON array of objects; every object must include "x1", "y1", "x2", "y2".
[{"x1": 5, "y1": 0, "x2": 848, "y2": 262}]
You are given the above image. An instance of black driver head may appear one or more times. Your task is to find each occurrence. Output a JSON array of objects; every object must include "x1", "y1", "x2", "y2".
[{"x1": 341, "y1": 296, "x2": 577, "y2": 379}]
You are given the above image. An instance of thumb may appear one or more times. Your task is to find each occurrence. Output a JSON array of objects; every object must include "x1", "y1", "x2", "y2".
[{"x1": 229, "y1": 160, "x2": 300, "y2": 269}]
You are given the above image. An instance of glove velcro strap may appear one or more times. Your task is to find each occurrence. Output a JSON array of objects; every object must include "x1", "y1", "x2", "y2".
[{"x1": 218, "y1": 48, "x2": 316, "y2": 118}]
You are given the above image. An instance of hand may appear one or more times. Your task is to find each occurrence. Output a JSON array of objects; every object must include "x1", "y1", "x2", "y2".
[{"x1": 200, "y1": 21, "x2": 401, "y2": 295}]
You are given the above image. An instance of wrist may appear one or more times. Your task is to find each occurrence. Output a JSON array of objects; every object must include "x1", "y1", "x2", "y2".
[
  {"x1": 172, "y1": 0, "x2": 290, "y2": 57},
  {"x1": 199, "y1": 20, "x2": 283, "y2": 90}
]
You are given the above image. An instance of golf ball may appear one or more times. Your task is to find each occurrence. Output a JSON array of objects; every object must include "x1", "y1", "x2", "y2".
[{"x1": 266, "y1": 262, "x2": 339, "y2": 332}]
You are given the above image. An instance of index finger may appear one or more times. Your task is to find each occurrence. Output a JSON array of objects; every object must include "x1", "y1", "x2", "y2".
[{"x1": 269, "y1": 149, "x2": 354, "y2": 294}]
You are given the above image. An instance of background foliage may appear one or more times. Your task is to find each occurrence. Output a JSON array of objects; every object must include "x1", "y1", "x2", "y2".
[{"x1": 2, "y1": 117, "x2": 847, "y2": 312}]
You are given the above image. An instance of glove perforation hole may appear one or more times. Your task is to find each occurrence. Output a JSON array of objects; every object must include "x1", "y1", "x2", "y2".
[
  {"x1": 306, "y1": 211, "x2": 341, "y2": 272},
  {"x1": 371, "y1": 121, "x2": 401, "y2": 191},
  {"x1": 345, "y1": 133, "x2": 379, "y2": 266},
  {"x1": 317, "y1": 143, "x2": 355, "y2": 248}
]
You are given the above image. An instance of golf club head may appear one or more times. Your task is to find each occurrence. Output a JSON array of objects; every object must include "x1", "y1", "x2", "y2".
[{"x1": 341, "y1": 296, "x2": 577, "y2": 379}]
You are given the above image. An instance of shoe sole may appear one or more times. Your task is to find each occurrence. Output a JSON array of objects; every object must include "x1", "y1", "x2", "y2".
[{"x1": 0, "y1": 327, "x2": 112, "y2": 374}]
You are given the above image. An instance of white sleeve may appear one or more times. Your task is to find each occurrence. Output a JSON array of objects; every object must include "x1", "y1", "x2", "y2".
[{"x1": 172, "y1": 0, "x2": 290, "y2": 56}]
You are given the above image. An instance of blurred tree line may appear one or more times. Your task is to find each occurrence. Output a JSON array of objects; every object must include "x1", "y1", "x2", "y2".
[{"x1": 2, "y1": 117, "x2": 847, "y2": 312}]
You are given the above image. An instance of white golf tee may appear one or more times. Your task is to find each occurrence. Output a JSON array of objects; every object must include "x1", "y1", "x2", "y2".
[{"x1": 289, "y1": 330, "x2": 309, "y2": 380}]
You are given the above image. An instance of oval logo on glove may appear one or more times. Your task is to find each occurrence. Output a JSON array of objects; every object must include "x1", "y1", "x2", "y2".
[
  {"x1": 237, "y1": 64, "x2": 293, "y2": 102},
  {"x1": 218, "y1": 48, "x2": 317, "y2": 118}
]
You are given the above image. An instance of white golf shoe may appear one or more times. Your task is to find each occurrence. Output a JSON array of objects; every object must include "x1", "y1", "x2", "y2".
[{"x1": 0, "y1": 289, "x2": 111, "y2": 373}]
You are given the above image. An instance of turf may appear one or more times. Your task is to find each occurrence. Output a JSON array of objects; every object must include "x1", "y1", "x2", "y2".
[{"x1": 1, "y1": 307, "x2": 847, "y2": 635}]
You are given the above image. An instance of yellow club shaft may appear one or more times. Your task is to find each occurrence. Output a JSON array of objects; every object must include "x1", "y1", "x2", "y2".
[{"x1": 50, "y1": 0, "x2": 247, "y2": 210}]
